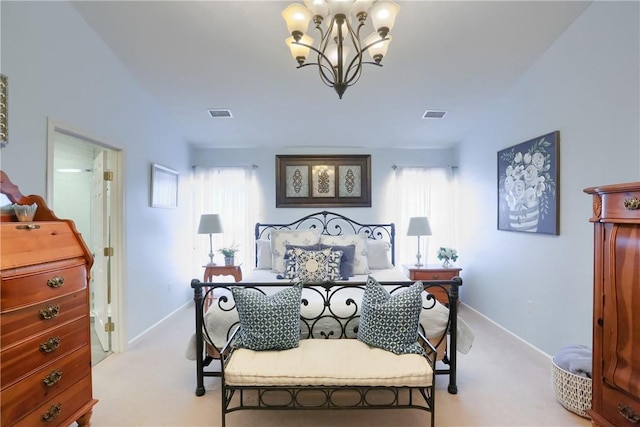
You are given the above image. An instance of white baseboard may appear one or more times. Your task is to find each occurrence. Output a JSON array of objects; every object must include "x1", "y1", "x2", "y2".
[
  {"x1": 461, "y1": 302, "x2": 552, "y2": 360},
  {"x1": 128, "y1": 300, "x2": 192, "y2": 347}
]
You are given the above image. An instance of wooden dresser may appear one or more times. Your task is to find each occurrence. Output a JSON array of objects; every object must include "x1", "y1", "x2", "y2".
[
  {"x1": 584, "y1": 182, "x2": 640, "y2": 427},
  {"x1": 0, "y1": 171, "x2": 97, "y2": 426}
]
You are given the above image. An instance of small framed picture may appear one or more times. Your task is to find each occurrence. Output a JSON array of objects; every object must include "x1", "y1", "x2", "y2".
[{"x1": 151, "y1": 163, "x2": 178, "y2": 208}]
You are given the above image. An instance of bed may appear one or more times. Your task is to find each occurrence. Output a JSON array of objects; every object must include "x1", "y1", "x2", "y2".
[{"x1": 188, "y1": 211, "x2": 473, "y2": 396}]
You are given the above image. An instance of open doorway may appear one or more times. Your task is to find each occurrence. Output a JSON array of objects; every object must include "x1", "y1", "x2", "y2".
[{"x1": 47, "y1": 120, "x2": 125, "y2": 364}]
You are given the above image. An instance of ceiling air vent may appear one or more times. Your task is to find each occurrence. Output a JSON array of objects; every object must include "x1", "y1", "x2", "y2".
[
  {"x1": 422, "y1": 110, "x2": 447, "y2": 119},
  {"x1": 208, "y1": 109, "x2": 233, "y2": 118}
]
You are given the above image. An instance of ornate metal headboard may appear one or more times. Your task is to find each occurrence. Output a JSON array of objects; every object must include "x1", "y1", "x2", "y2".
[{"x1": 255, "y1": 210, "x2": 396, "y2": 266}]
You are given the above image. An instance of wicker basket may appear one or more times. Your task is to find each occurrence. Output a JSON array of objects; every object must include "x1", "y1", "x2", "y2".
[{"x1": 552, "y1": 359, "x2": 592, "y2": 418}]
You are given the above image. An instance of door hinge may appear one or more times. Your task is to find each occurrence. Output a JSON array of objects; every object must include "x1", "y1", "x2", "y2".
[
  {"x1": 104, "y1": 247, "x2": 114, "y2": 257},
  {"x1": 103, "y1": 170, "x2": 114, "y2": 181},
  {"x1": 104, "y1": 321, "x2": 115, "y2": 333}
]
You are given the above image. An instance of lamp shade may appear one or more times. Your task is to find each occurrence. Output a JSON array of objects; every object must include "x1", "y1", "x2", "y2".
[
  {"x1": 198, "y1": 214, "x2": 223, "y2": 234},
  {"x1": 286, "y1": 34, "x2": 314, "y2": 62},
  {"x1": 370, "y1": 0, "x2": 400, "y2": 35},
  {"x1": 407, "y1": 217, "x2": 432, "y2": 236},
  {"x1": 364, "y1": 32, "x2": 391, "y2": 62},
  {"x1": 282, "y1": 3, "x2": 313, "y2": 36}
]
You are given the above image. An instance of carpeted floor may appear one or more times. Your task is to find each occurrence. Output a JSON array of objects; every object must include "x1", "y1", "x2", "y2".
[{"x1": 89, "y1": 304, "x2": 590, "y2": 427}]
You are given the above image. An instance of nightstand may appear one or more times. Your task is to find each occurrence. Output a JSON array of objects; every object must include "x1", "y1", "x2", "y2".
[
  {"x1": 201, "y1": 265, "x2": 243, "y2": 311},
  {"x1": 403, "y1": 264, "x2": 462, "y2": 307},
  {"x1": 203, "y1": 264, "x2": 243, "y2": 282}
]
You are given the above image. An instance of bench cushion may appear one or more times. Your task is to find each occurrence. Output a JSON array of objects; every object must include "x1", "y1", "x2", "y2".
[{"x1": 225, "y1": 339, "x2": 433, "y2": 387}]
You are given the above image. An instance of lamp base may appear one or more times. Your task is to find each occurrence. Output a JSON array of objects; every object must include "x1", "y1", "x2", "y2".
[{"x1": 414, "y1": 262, "x2": 424, "y2": 267}]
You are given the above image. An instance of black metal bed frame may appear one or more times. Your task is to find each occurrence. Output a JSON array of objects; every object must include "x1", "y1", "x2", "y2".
[
  {"x1": 254, "y1": 210, "x2": 396, "y2": 266},
  {"x1": 191, "y1": 279, "x2": 461, "y2": 427}
]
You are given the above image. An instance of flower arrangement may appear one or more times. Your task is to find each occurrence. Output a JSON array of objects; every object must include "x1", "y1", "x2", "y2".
[
  {"x1": 499, "y1": 136, "x2": 556, "y2": 226},
  {"x1": 218, "y1": 243, "x2": 240, "y2": 258},
  {"x1": 437, "y1": 247, "x2": 458, "y2": 264}
]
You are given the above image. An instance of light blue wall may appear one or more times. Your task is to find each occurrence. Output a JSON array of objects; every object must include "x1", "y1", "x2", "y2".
[
  {"x1": 457, "y1": 1, "x2": 640, "y2": 355},
  {"x1": 190, "y1": 146, "x2": 458, "y2": 225},
  {"x1": 1, "y1": 1, "x2": 194, "y2": 344}
]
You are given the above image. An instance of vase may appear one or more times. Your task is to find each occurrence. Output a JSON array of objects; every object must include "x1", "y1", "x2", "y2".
[
  {"x1": 224, "y1": 256, "x2": 234, "y2": 266},
  {"x1": 442, "y1": 259, "x2": 452, "y2": 268},
  {"x1": 508, "y1": 200, "x2": 539, "y2": 232}
]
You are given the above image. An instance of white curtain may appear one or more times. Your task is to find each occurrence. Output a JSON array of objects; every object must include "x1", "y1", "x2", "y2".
[
  {"x1": 388, "y1": 167, "x2": 459, "y2": 267},
  {"x1": 192, "y1": 167, "x2": 259, "y2": 275}
]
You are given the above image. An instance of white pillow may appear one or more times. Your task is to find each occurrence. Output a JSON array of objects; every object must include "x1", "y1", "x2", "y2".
[
  {"x1": 256, "y1": 239, "x2": 272, "y2": 269},
  {"x1": 367, "y1": 240, "x2": 393, "y2": 269},
  {"x1": 319, "y1": 234, "x2": 369, "y2": 274},
  {"x1": 270, "y1": 229, "x2": 321, "y2": 273}
]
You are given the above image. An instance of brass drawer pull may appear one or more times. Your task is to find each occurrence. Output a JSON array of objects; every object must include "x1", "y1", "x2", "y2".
[
  {"x1": 623, "y1": 196, "x2": 640, "y2": 210},
  {"x1": 39, "y1": 304, "x2": 60, "y2": 320},
  {"x1": 15, "y1": 223, "x2": 40, "y2": 230},
  {"x1": 42, "y1": 369, "x2": 63, "y2": 387},
  {"x1": 40, "y1": 337, "x2": 61, "y2": 353},
  {"x1": 618, "y1": 404, "x2": 640, "y2": 423},
  {"x1": 618, "y1": 404, "x2": 640, "y2": 424},
  {"x1": 47, "y1": 276, "x2": 64, "y2": 288},
  {"x1": 41, "y1": 403, "x2": 62, "y2": 422},
  {"x1": 432, "y1": 274, "x2": 440, "y2": 279}
]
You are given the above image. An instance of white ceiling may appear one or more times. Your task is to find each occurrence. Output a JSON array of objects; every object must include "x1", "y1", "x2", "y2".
[{"x1": 71, "y1": 1, "x2": 591, "y2": 150}]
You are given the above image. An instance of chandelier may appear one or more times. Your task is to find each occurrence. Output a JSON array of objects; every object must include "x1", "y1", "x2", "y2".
[{"x1": 282, "y1": 0, "x2": 400, "y2": 99}]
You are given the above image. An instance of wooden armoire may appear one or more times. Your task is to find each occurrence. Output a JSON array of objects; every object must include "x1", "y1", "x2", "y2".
[
  {"x1": 584, "y1": 182, "x2": 640, "y2": 427},
  {"x1": 0, "y1": 171, "x2": 97, "y2": 426}
]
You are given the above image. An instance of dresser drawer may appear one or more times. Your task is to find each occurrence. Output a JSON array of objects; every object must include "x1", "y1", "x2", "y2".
[
  {"x1": 602, "y1": 384, "x2": 640, "y2": 427},
  {"x1": 11, "y1": 374, "x2": 93, "y2": 427},
  {"x1": 1, "y1": 290, "x2": 87, "y2": 348},
  {"x1": 0, "y1": 222, "x2": 87, "y2": 270},
  {"x1": 1, "y1": 262, "x2": 87, "y2": 311},
  {"x1": 1, "y1": 317, "x2": 89, "y2": 388},
  {"x1": 600, "y1": 190, "x2": 640, "y2": 220},
  {"x1": 410, "y1": 270, "x2": 459, "y2": 281},
  {"x1": 1, "y1": 347, "x2": 91, "y2": 426}
]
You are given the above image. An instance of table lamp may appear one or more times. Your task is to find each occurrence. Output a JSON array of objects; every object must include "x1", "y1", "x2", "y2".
[
  {"x1": 198, "y1": 214, "x2": 223, "y2": 265},
  {"x1": 407, "y1": 216, "x2": 432, "y2": 267}
]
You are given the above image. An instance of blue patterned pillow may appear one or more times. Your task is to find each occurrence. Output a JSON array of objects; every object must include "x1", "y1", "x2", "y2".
[
  {"x1": 231, "y1": 283, "x2": 303, "y2": 350},
  {"x1": 282, "y1": 248, "x2": 343, "y2": 282},
  {"x1": 319, "y1": 244, "x2": 356, "y2": 278},
  {"x1": 357, "y1": 277, "x2": 425, "y2": 355}
]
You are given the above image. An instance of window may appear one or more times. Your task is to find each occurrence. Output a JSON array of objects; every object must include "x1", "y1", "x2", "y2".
[
  {"x1": 387, "y1": 167, "x2": 458, "y2": 266},
  {"x1": 192, "y1": 167, "x2": 259, "y2": 274}
]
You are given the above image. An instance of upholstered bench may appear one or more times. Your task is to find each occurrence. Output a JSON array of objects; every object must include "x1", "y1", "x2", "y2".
[
  {"x1": 225, "y1": 339, "x2": 433, "y2": 387},
  {"x1": 217, "y1": 278, "x2": 438, "y2": 427}
]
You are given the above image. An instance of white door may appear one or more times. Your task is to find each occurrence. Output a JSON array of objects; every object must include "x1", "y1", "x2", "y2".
[{"x1": 91, "y1": 150, "x2": 111, "y2": 351}]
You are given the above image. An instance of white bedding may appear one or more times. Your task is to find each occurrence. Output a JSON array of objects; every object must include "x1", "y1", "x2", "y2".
[
  {"x1": 185, "y1": 267, "x2": 474, "y2": 360},
  {"x1": 243, "y1": 266, "x2": 409, "y2": 283}
]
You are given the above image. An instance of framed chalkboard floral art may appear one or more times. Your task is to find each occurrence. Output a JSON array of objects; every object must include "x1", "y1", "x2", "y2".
[{"x1": 497, "y1": 131, "x2": 559, "y2": 235}]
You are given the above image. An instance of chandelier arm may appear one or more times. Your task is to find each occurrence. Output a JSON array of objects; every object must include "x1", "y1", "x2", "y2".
[
  {"x1": 344, "y1": 34, "x2": 389, "y2": 84},
  {"x1": 342, "y1": 19, "x2": 366, "y2": 85},
  {"x1": 295, "y1": 62, "x2": 340, "y2": 88},
  {"x1": 292, "y1": 40, "x2": 339, "y2": 84}
]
